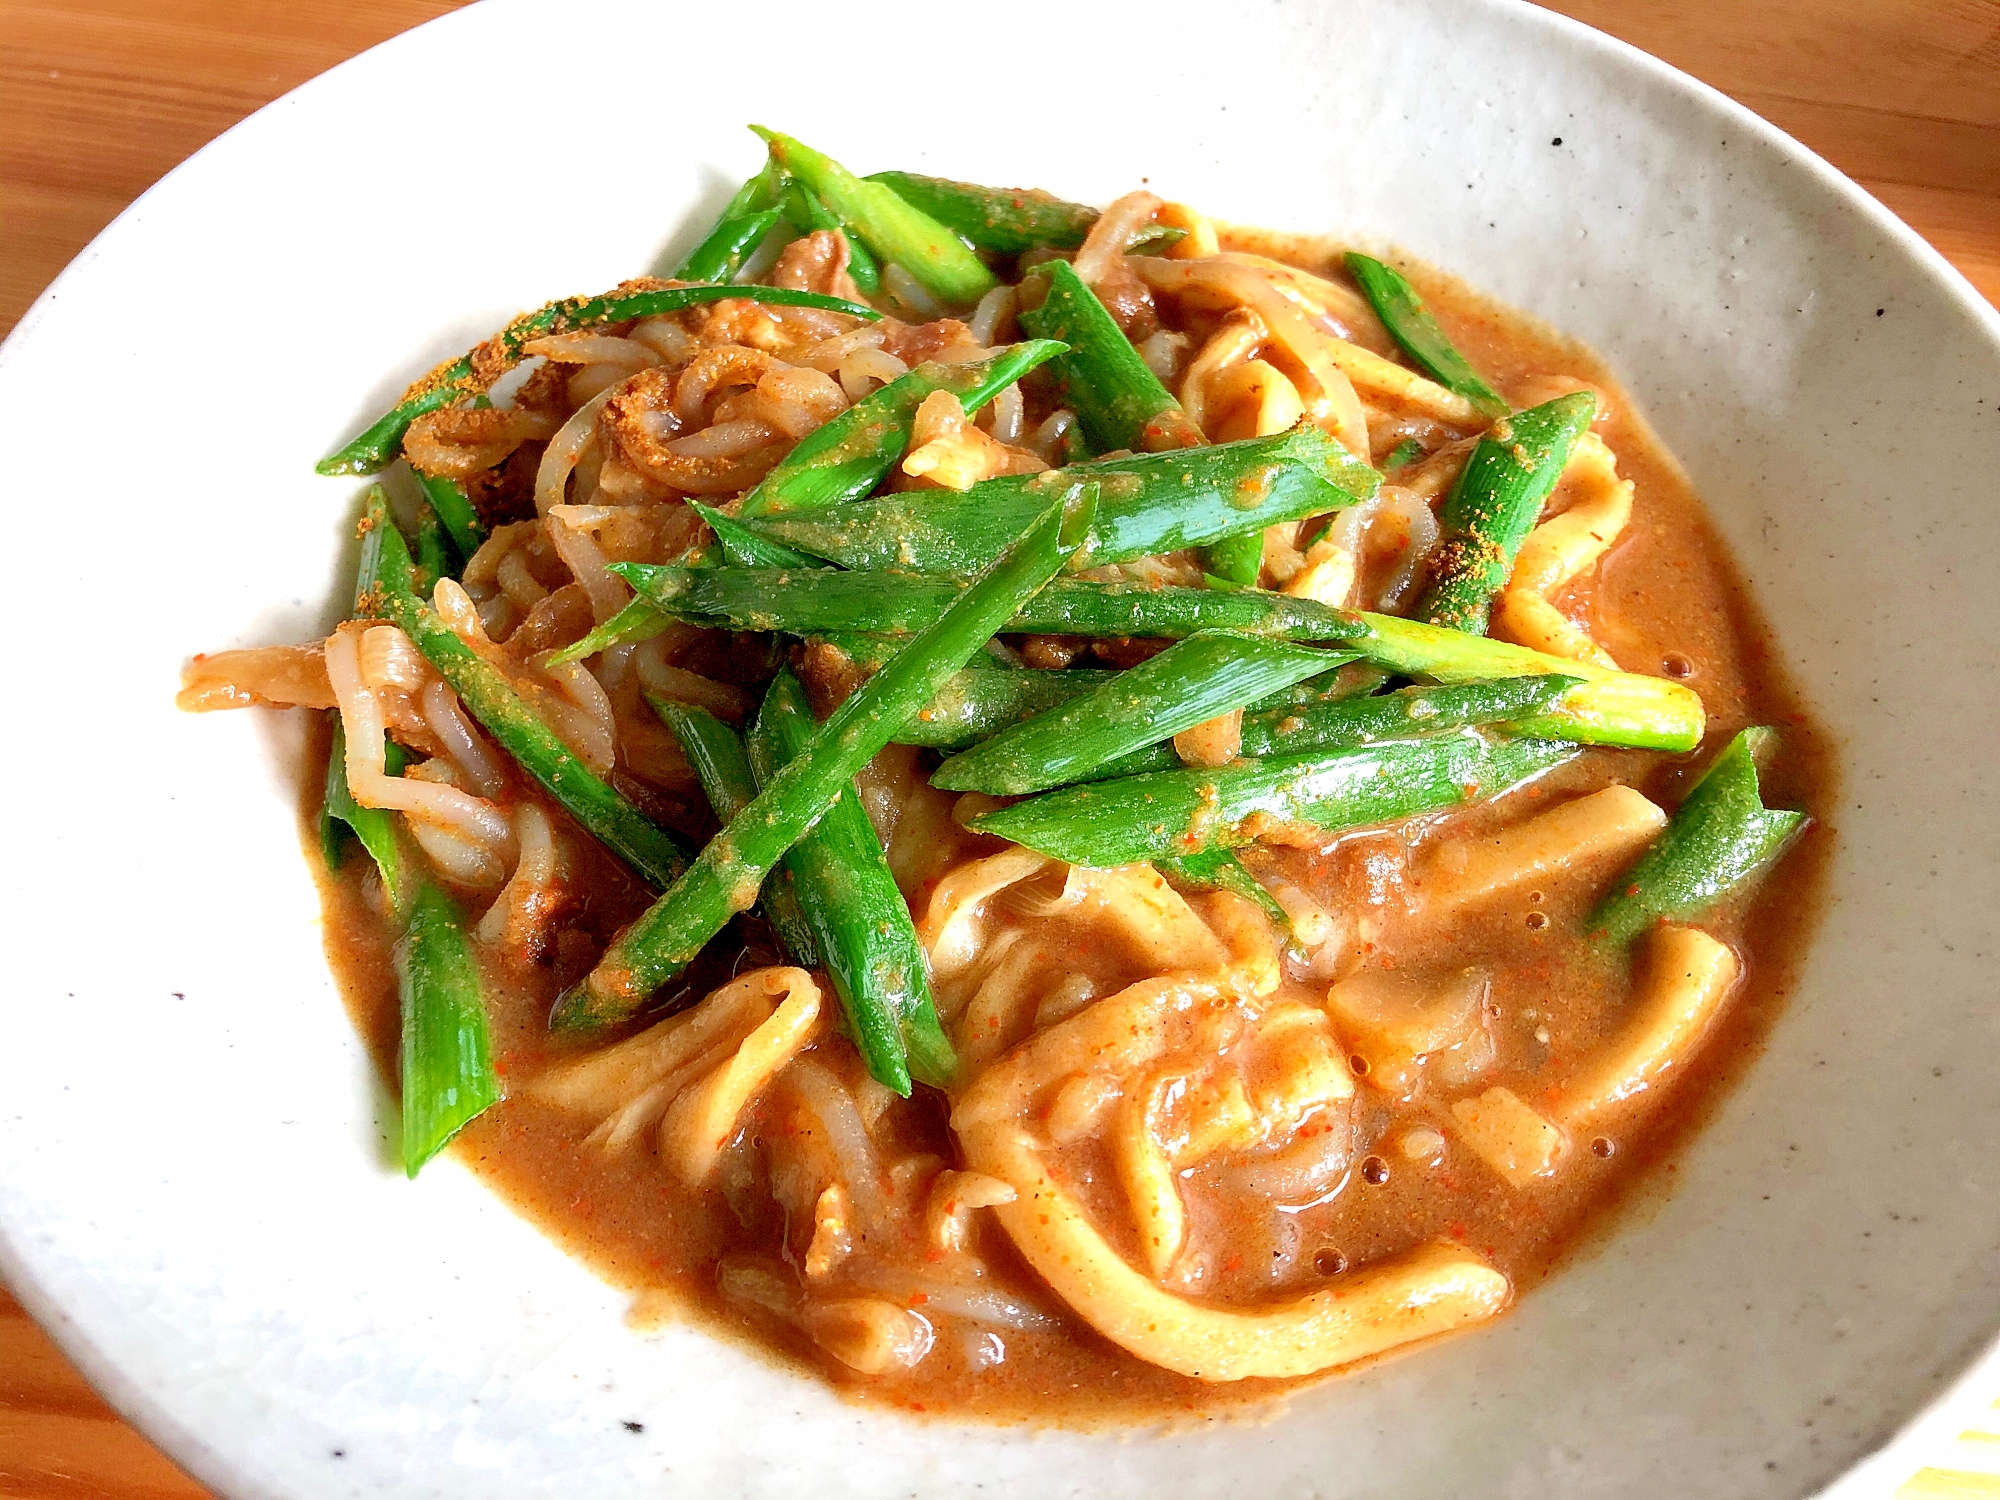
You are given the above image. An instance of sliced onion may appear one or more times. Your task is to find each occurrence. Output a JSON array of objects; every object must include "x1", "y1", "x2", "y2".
[
  {"x1": 967, "y1": 285, "x2": 1017, "y2": 347},
  {"x1": 421, "y1": 678, "x2": 506, "y2": 799},
  {"x1": 535, "y1": 386, "x2": 617, "y2": 517},
  {"x1": 1072, "y1": 190, "x2": 1163, "y2": 285},
  {"x1": 325, "y1": 628, "x2": 512, "y2": 849}
]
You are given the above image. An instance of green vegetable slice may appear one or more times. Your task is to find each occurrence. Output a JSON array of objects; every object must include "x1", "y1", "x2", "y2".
[
  {"x1": 1018, "y1": 257, "x2": 1202, "y2": 454},
  {"x1": 614, "y1": 562, "x2": 1364, "y2": 642},
  {"x1": 617, "y1": 563, "x2": 1701, "y2": 751},
  {"x1": 968, "y1": 731, "x2": 1578, "y2": 867},
  {"x1": 1416, "y1": 392, "x2": 1596, "y2": 635},
  {"x1": 321, "y1": 723, "x2": 414, "y2": 917},
  {"x1": 652, "y1": 698, "x2": 821, "y2": 970},
  {"x1": 542, "y1": 598, "x2": 672, "y2": 669},
  {"x1": 369, "y1": 518, "x2": 691, "y2": 889},
  {"x1": 675, "y1": 162, "x2": 785, "y2": 282},
  {"x1": 398, "y1": 883, "x2": 501, "y2": 1177},
  {"x1": 893, "y1": 665, "x2": 1119, "y2": 750},
  {"x1": 753, "y1": 128, "x2": 998, "y2": 305},
  {"x1": 414, "y1": 469, "x2": 486, "y2": 562},
  {"x1": 1345, "y1": 252, "x2": 1508, "y2": 419},
  {"x1": 1591, "y1": 727, "x2": 1808, "y2": 943},
  {"x1": 748, "y1": 670, "x2": 954, "y2": 1094},
  {"x1": 690, "y1": 502, "x2": 820, "y2": 569},
  {"x1": 1156, "y1": 848, "x2": 1291, "y2": 930},
  {"x1": 1086, "y1": 674, "x2": 1584, "y2": 782},
  {"x1": 865, "y1": 171, "x2": 1097, "y2": 253}
]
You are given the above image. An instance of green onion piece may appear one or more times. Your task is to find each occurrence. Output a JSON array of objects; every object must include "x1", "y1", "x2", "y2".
[
  {"x1": 1017, "y1": 258, "x2": 1203, "y2": 453},
  {"x1": 1087, "y1": 674, "x2": 1584, "y2": 782},
  {"x1": 370, "y1": 520, "x2": 691, "y2": 889},
  {"x1": 414, "y1": 500, "x2": 449, "y2": 593},
  {"x1": 317, "y1": 760, "x2": 345, "y2": 870},
  {"x1": 1591, "y1": 727, "x2": 1808, "y2": 943},
  {"x1": 679, "y1": 205, "x2": 785, "y2": 286},
  {"x1": 614, "y1": 562, "x2": 1365, "y2": 643},
  {"x1": 552, "y1": 481, "x2": 1099, "y2": 1031},
  {"x1": 398, "y1": 883, "x2": 501, "y2": 1177},
  {"x1": 618, "y1": 559, "x2": 1700, "y2": 751},
  {"x1": 894, "y1": 665, "x2": 1119, "y2": 750},
  {"x1": 414, "y1": 469, "x2": 487, "y2": 561},
  {"x1": 651, "y1": 698, "x2": 821, "y2": 968},
  {"x1": 1156, "y1": 848, "x2": 1290, "y2": 929},
  {"x1": 1416, "y1": 392, "x2": 1596, "y2": 635},
  {"x1": 320, "y1": 485, "x2": 419, "y2": 911},
  {"x1": 350, "y1": 484, "x2": 395, "y2": 608},
  {"x1": 1381, "y1": 436, "x2": 1427, "y2": 471},
  {"x1": 864, "y1": 171, "x2": 1097, "y2": 253},
  {"x1": 321, "y1": 723, "x2": 415, "y2": 916},
  {"x1": 675, "y1": 163, "x2": 785, "y2": 282},
  {"x1": 1345, "y1": 252, "x2": 1508, "y2": 419},
  {"x1": 862, "y1": 171, "x2": 1189, "y2": 258},
  {"x1": 689, "y1": 502, "x2": 820, "y2": 569},
  {"x1": 870, "y1": 652, "x2": 1374, "y2": 755},
  {"x1": 969, "y1": 731, "x2": 1579, "y2": 867},
  {"x1": 317, "y1": 284, "x2": 881, "y2": 476},
  {"x1": 1199, "y1": 529, "x2": 1265, "y2": 588},
  {"x1": 1351, "y1": 612, "x2": 1703, "y2": 753},
  {"x1": 735, "y1": 339, "x2": 1065, "y2": 518},
  {"x1": 932, "y1": 631, "x2": 1353, "y2": 796},
  {"x1": 541, "y1": 598, "x2": 672, "y2": 669},
  {"x1": 748, "y1": 670, "x2": 954, "y2": 1094},
  {"x1": 1125, "y1": 225, "x2": 1189, "y2": 255},
  {"x1": 733, "y1": 422, "x2": 1376, "y2": 575},
  {"x1": 752, "y1": 129, "x2": 997, "y2": 305}
]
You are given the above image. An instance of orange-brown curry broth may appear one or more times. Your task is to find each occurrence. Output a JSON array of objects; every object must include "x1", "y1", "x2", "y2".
[{"x1": 309, "y1": 237, "x2": 1835, "y2": 1425}]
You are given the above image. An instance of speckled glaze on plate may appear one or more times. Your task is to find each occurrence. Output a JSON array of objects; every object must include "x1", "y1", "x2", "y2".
[{"x1": 2, "y1": 1, "x2": 1998, "y2": 1495}]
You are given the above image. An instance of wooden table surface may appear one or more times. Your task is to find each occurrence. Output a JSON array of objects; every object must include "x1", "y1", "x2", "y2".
[{"x1": 3, "y1": 2, "x2": 1997, "y2": 1495}]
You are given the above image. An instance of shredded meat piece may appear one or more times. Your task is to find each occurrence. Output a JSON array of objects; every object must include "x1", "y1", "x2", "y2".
[
  {"x1": 464, "y1": 443, "x2": 542, "y2": 529},
  {"x1": 1090, "y1": 637, "x2": 1175, "y2": 669},
  {"x1": 795, "y1": 638, "x2": 869, "y2": 717},
  {"x1": 513, "y1": 359, "x2": 572, "y2": 414},
  {"x1": 880, "y1": 318, "x2": 978, "y2": 367},
  {"x1": 699, "y1": 299, "x2": 789, "y2": 351},
  {"x1": 1019, "y1": 635, "x2": 1082, "y2": 669},
  {"x1": 772, "y1": 229, "x2": 862, "y2": 303},
  {"x1": 1091, "y1": 261, "x2": 1161, "y2": 342},
  {"x1": 1172, "y1": 709, "x2": 1245, "y2": 768},
  {"x1": 507, "y1": 583, "x2": 595, "y2": 657},
  {"x1": 468, "y1": 334, "x2": 514, "y2": 389}
]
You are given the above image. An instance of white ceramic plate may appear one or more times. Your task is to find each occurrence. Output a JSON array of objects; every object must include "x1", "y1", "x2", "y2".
[{"x1": 5, "y1": 1, "x2": 2000, "y2": 1495}]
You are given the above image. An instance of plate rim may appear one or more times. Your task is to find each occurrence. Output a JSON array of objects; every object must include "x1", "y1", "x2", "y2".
[{"x1": 3, "y1": 2, "x2": 1998, "y2": 1495}]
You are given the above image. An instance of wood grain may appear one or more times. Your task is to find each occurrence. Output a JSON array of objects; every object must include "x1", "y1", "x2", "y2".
[
  {"x1": 0, "y1": 0, "x2": 467, "y2": 339},
  {"x1": 0, "y1": 1287, "x2": 206, "y2": 1498},
  {"x1": 2, "y1": 3, "x2": 1996, "y2": 1497},
  {"x1": 1541, "y1": 0, "x2": 2000, "y2": 305}
]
